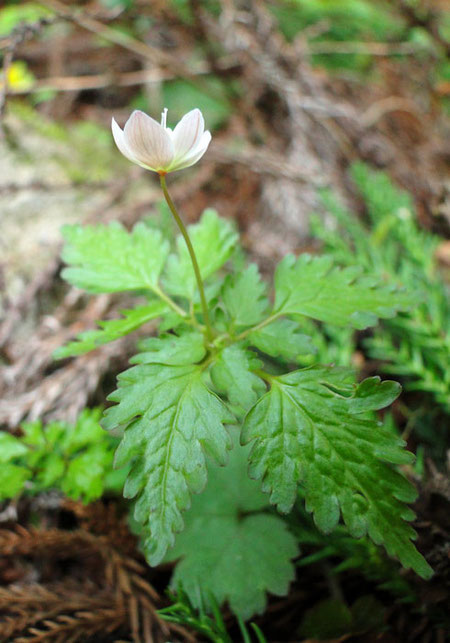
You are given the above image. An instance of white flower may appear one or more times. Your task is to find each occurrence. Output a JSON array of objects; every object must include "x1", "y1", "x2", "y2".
[{"x1": 111, "y1": 108, "x2": 211, "y2": 174}]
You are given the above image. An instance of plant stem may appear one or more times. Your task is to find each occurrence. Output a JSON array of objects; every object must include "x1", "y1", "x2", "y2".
[
  {"x1": 159, "y1": 174, "x2": 213, "y2": 341},
  {"x1": 152, "y1": 285, "x2": 188, "y2": 318},
  {"x1": 234, "y1": 312, "x2": 282, "y2": 342}
]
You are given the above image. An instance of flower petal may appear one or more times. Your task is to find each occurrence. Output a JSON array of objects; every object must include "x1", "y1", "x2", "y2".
[
  {"x1": 171, "y1": 108, "x2": 205, "y2": 161},
  {"x1": 111, "y1": 118, "x2": 138, "y2": 164},
  {"x1": 169, "y1": 130, "x2": 211, "y2": 172},
  {"x1": 124, "y1": 110, "x2": 173, "y2": 170}
]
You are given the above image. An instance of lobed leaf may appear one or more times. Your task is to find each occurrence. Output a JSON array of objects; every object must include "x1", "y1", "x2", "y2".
[
  {"x1": 241, "y1": 367, "x2": 432, "y2": 578},
  {"x1": 221, "y1": 264, "x2": 269, "y2": 329},
  {"x1": 61, "y1": 222, "x2": 170, "y2": 293},
  {"x1": 274, "y1": 254, "x2": 412, "y2": 329},
  {"x1": 250, "y1": 318, "x2": 315, "y2": 361},
  {"x1": 163, "y1": 209, "x2": 238, "y2": 299},
  {"x1": 102, "y1": 333, "x2": 235, "y2": 565},
  {"x1": 210, "y1": 345, "x2": 265, "y2": 413},
  {"x1": 166, "y1": 434, "x2": 298, "y2": 619},
  {"x1": 54, "y1": 301, "x2": 168, "y2": 359}
]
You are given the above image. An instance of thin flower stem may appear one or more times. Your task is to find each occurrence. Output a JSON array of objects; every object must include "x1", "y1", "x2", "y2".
[{"x1": 159, "y1": 174, "x2": 213, "y2": 341}]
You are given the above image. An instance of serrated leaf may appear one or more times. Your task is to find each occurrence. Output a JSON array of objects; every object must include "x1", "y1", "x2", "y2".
[
  {"x1": 241, "y1": 367, "x2": 432, "y2": 578},
  {"x1": 250, "y1": 318, "x2": 315, "y2": 360},
  {"x1": 132, "y1": 331, "x2": 206, "y2": 366},
  {"x1": 54, "y1": 301, "x2": 168, "y2": 359},
  {"x1": 274, "y1": 254, "x2": 412, "y2": 329},
  {"x1": 211, "y1": 345, "x2": 265, "y2": 413},
  {"x1": 163, "y1": 209, "x2": 238, "y2": 299},
  {"x1": 102, "y1": 335, "x2": 235, "y2": 565},
  {"x1": 166, "y1": 435, "x2": 298, "y2": 619},
  {"x1": 222, "y1": 264, "x2": 269, "y2": 328},
  {"x1": 0, "y1": 463, "x2": 29, "y2": 499},
  {"x1": 61, "y1": 222, "x2": 170, "y2": 293},
  {"x1": 61, "y1": 446, "x2": 113, "y2": 502},
  {"x1": 0, "y1": 432, "x2": 29, "y2": 461}
]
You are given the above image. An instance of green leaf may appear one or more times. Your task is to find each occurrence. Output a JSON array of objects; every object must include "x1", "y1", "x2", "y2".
[
  {"x1": 274, "y1": 254, "x2": 412, "y2": 329},
  {"x1": 221, "y1": 264, "x2": 269, "y2": 329},
  {"x1": 250, "y1": 318, "x2": 315, "y2": 361},
  {"x1": 241, "y1": 367, "x2": 432, "y2": 578},
  {"x1": 61, "y1": 222, "x2": 170, "y2": 293},
  {"x1": 166, "y1": 434, "x2": 298, "y2": 619},
  {"x1": 0, "y1": 432, "x2": 29, "y2": 461},
  {"x1": 211, "y1": 345, "x2": 265, "y2": 413},
  {"x1": 54, "y1": 301, "x2": 168, "y2": 359},
  {"x1": 132, "y1": 331, "x2": 206, "y2": 366},
  {"x1": 0, "y1": 463, "x2": 29, "y2": 499},
  {"x1": 102, "y1": 334, "x2": 235, "y2": 565},
  {"x1": 61, "y1": 446, "x2": 114, "y2": 502},
  {"x1": 36, "y1": 453, "x2": 65, "y2": 488},
  {"x1": 164, "y1": 210, "x2": 238, "y2": 299}
]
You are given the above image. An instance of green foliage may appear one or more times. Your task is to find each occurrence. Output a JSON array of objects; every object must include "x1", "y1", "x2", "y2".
[
  {"x1": 160, "y1": 588, "x2": 268, "y2": 643},
  {"x1": 57, "y1": 190, "x2": 431, "y2": 616},
  {"x1": 221, "y1": 264, "x2": 269, "y2": 329},
  {"x1": 53, "y1": 301, "x2": 168, "y2": 359},
  {"x1": 210, "y1": 345, "x2": 265, "y2": 414},
  {"x1": 242, "y1": 367, "x2": 431, "y2": 578},
  {"x1": 312, "y1": 162, "x2": 450, "y2": 413},
  {"x1": 166, "y1": 433, "x2": 298, "y2": 619},
  {"x1": 274, "y1": 253, "x2": 412, "y2": 329},
  {"x1": 164, "y1": 209, "x2": 238, "y2": 299},
  {"x1": 270, "y1": 0, "x2": 405, "y2": 71},
  {"x1": 61, "y1": 222, "x2": 170, "y2": 294},
  {"x1": 0, "y1": 409, "x2": 126, "y2": 502},
  {"x1": 102, "y1": 332, "x2": 235, "y2": 565},
  {"x1": 250, "y1": 318, "x2": 315, "y2": 363},
  {"x1": 0, "y1": 3, "x2": 52, "y2": 37}
]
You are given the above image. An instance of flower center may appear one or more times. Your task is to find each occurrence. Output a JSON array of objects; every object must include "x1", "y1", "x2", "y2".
[{"x1": 161, "y1": 108, "x2": 168, "y2": 129}]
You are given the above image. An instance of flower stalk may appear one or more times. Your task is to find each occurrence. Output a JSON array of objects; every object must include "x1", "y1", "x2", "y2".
[{"x1": 159, "y1": 173, "x2": 213, "y2": 341}]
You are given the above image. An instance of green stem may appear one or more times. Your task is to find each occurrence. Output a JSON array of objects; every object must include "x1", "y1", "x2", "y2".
[
  {"x1": 234, "y1": 312, "x2": 282, "y2": 342},
  {"x1": 152, "y1": 285, "x2": 188, "y2": 318},
  {"x1": 159, "y1": 174, "x2": 213, "y2": 341}
]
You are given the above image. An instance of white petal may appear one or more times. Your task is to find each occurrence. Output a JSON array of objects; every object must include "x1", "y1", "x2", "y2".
[
  {"x1": 171, "y1": 108, "x2": 205, "y2": 161},
  {"x1": 124, "y1": 110, "x2": 173, "y2": 170},
  {"x1": 111, "y1": 118, "x2": 138, "y2": 164},
  {"x1": 169, "y1": 130, "x2": 211, "y2": 172}
]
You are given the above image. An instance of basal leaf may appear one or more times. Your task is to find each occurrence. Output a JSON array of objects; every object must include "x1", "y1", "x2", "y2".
[
  {"x1": 166, "y1": 434, "x2": 298, "y2": 619},
  {"x1": 221, "y1": 264, "x2": 269, "y2": 329},
  {"x1": 163, "y1": 209, "x2": 238, "y2": 299},
  {"x1": 250, "y1": 318, "x2": 315, "y2": 361},
  {"x1": 61, "y1": 222, "x2": 170, "y2": 294},
  {"x1": 54, "y1": 301, "x2": 168, "y2": 359},
  {"x1": 102, "y1": 334, "x2": 235, "y2": 565},
  {"x1": 241, "y1": 367, "x2": 432, "y2": 578},
  {"x1": 210, "y1": 345, "x2": 265, "y2": 413},
  {"x1": 274, "y1": 254, "x2": 412, "y2": 329}
]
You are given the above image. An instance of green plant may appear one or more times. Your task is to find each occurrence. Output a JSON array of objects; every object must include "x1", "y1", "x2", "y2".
[
  {"x1": 159, "y1": 588, "x2": 267, "y2": 643},
  {"x1": 312, "y1": 162, "x2": 450, "y2": 414},
  {"x1": 0, "y1": 408, "x2": 127, "y2": 503},
  {"x1": 53, "y1": 108, "x2": 433, "y2": 619}
]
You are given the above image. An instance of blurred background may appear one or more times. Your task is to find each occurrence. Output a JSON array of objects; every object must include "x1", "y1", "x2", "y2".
[{"x1": 0, "y1": 1, "x2": 449, "y2": 641}]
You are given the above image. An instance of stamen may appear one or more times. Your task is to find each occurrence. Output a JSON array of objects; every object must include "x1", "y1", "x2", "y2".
[{"x1": 161, "y1": 108, "x2": 168, "y2": 129}]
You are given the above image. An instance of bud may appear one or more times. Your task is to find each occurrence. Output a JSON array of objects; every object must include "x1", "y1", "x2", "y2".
[{"x1": 111, "y1": 108, "x2": 211, "y2": 174}]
